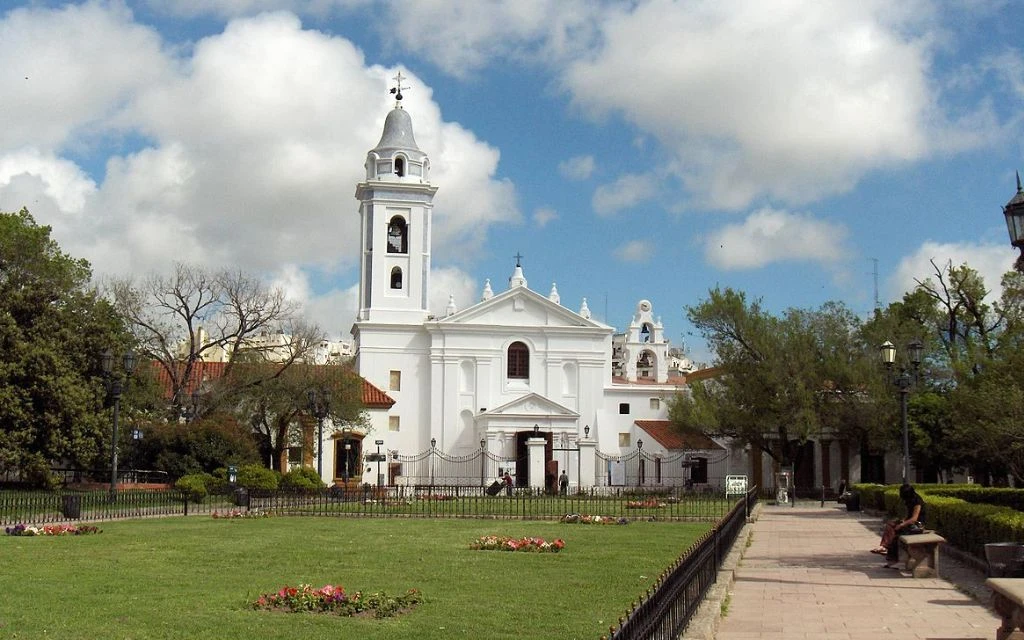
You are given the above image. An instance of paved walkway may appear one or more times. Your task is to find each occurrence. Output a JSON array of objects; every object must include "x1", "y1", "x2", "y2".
[{"x1": 715, "y1": 503, "x2": 999, "y2": 640}]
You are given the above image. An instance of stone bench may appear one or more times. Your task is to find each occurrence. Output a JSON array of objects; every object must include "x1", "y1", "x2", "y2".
[
  {"x1": 986, "y1": 578, "x2": 1024, "y2": 640},
  {"x1": 898, "y1": 532, "x2": 946, "y2": 578}
]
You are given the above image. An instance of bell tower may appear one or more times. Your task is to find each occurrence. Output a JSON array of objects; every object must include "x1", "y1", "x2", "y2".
[{"x1": 354, "y1": 72, "x2": 438, "y2": 325}]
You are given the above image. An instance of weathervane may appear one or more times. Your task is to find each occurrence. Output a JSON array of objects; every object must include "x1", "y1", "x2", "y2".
[{"x1": 389, "y1": 71, "x2": 410, "y2": 105}]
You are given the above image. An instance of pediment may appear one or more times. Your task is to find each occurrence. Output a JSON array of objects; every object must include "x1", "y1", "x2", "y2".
[
  {"x1": 483, "y1": 393, "x2": 579, "y2": 418},
  {"x1": 434, "y1": 287, "x2": 609, "y2": 330}
]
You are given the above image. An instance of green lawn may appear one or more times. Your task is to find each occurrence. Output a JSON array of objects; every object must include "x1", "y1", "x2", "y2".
[{"x1": 0, "y1": 516, "x2": 711, "y2": 640}]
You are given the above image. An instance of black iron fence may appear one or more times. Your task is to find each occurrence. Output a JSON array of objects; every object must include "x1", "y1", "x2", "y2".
[
  {"x1": 1, "y1": 484, "x2": 741, "y2": 526},
  {"x1": 0, "y1": 467, "x2": 171, "y2": 487},
  {"x1": 605, "y1": 487, "x2": 757, "y2": 640}
]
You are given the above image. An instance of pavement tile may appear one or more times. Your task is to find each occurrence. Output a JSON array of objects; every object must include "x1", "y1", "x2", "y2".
[{"x1": 714, "y1": 503, "x2": 1000, "y2": 640}]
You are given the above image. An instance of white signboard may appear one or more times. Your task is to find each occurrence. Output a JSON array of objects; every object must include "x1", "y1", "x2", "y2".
[{"x1": 725, "y1": 475, "x2": 748, "y2": 495}]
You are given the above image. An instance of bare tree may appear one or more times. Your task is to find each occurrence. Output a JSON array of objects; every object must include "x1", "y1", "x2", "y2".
[{"x1": 109, "y1": 263, "x2": 324, "y2": 417}]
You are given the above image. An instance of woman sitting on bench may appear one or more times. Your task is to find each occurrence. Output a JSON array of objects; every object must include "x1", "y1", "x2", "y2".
[{"x1": 870, "y1": 484, "x2": 926, "y2": 567}]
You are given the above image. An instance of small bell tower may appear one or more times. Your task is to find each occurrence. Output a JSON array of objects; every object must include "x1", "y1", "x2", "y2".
[{"x1": 354, "y1": 72, "x2": 438, "y2": 324}]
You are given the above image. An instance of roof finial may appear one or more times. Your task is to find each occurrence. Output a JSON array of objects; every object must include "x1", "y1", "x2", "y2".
[
  {"x1": 513, "y1": 252, "x2": 523, "y2": 268},
  {"x1": 389, "y1": 71, "x2": 410, "y2": 107},
  {"x1": 1017, "y1": 170, "x2": 1022, "y2": 193}
]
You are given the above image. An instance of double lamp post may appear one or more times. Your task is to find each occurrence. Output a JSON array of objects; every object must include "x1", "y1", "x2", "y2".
[{"x1": 101, "y1": 349, "x2": 136, "y2": 501}]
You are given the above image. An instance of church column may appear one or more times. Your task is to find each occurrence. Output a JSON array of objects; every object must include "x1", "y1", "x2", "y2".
[
  {"x1": 839, "y1": 440, "x2": 851, "y2": 485},
  {"x1": 820, "y1": 439, "x2": 832, "y2": 491},
  {"x1": 528, "y1": 436, "x2": 547, "y2": 490},
  {"x1": 578, "y1": 437, "x2": 597, "y2": 489},
  {"x1": 750, "y1": 447, "x2": 763, "y2": 492}
]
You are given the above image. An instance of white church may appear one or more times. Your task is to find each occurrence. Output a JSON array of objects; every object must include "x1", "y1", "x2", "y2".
[{"x1": 318, "y1": 86, "x2": 746, "y2": 492}]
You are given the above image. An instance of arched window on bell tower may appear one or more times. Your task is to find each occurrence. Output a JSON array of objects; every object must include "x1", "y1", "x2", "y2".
[
  {"x1": 395, "y1": 156, "x2": 405, "y2": 177},
  {"x1": 387, "y1": 216, "x2": 408, "y2": 254},
  {"x1": 390, "y1": 267, "x2": 403, "y2": 290}
]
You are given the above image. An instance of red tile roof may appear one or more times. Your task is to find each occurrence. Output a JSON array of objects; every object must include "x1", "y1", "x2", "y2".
[
  {"x1": 635, "y1": 420, "x2": 724, "y2": 451},
  {"x1": 149, "y1": 360, "x2": 394, "y2": 409},
  {"x1": 683, "y1": 366, "x2": 723, "y2": 383},
  {"x1": 361, "y1": 380, "x2": 395, "y2": 408}
]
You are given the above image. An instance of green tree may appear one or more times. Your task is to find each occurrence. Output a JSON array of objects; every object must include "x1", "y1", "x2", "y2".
[
  {"x1": 129, "y1": 412, "x2": 260, "y2": 479},
  {"x1": 668, "y1": 288, "x2": 876, "y2": 473},
  {"x1": 0, "y1": 209, "x2": 129, "y2": 483},
  {"x1": 224, "y1": 362, "x2": 368, "y2": 472}
]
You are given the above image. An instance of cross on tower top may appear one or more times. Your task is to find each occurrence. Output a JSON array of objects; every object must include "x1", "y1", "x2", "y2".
[
  {"x1": 513, "y1": 252, "x2": 523, "y2": 268},
  {"x1": 389, "y1": 71, "x2": 410, "y2": 105}
]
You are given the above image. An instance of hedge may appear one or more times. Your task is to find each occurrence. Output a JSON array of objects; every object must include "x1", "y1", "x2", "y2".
[{"x1": 852, "y1": 483, "x2": 1024, "y2": 558}]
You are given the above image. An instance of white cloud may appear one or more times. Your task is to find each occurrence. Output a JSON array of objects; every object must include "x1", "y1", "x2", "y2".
[
  {"x1": 533, "y1": 206, "x2": 558, "y2": 227},
  {"x1": 558, "y1": 155, "x2": 596, "y2": 180},
  {"x1": 0, "y1": 149, "x2": 97, "y2": 214},
  {"x1": 887, "y1": 240, "x2": 1016, "y2": 303},
  {"x1": 377, "y1": 0, "x2": 602, "y2": 79},
  {"x1": 614, "y1": 240, "x2": 653, "y2": 263},
  {"x1": 149, "y1": 0, "x2": 369, "y2": 19},
  {"x1": 592, "y1": 173, "x2": 658, "y2": 217},
  {"x1": 0, "y1": 1, "x2": 171, "y2": 151},
  {"x1": 704, "y1": 207, "x2": 849, "y2": 270},
  {"x1": 0, "y1": 8, "x2": 519, "y2": 297},
  {"x1": 429, "y1": 267, "x2": 478, "y2": 317},
  {"x1": 566, "y1": 0, "x2": 937, "y2": 210}
]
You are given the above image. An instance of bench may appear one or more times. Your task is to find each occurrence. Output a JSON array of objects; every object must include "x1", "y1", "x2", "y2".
[
  {"x1": 985, "y1": 578, "x2": 1024, "y2": 640},
  {"x1": 898, "y1": 532, "x2": 946, "y2": 578}
]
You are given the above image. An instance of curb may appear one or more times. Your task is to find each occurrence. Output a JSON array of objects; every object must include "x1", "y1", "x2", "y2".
[{"x1": 681, "y1": 502, "x2": 761, "y2": 640}]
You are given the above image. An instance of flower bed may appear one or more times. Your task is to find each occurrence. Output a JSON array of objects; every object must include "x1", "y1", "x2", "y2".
[
  {"x1": 5, "y1": 523, "x2": 101, "y2": 536},
  {"x1": 211, "y1": 508, "x2": 270, "y2": 519},
  {"x1": 251, "y1": 584, "x2": 422, "y2": 618},
  {"x1": 469, "y1": 535, "x2": 564, "y2": 552},
  {"x1": 561, "y1": 514, "x2": 628, "y2": 525},
  {"x1": 625, "y1": 500, "x2": 665, "y2": 509}
]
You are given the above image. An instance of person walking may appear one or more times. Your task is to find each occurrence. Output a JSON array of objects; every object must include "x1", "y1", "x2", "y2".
[
  {"x1": 559, "y1": 471, "x2": 569, "y2": 496},
  {"x1": 503, "y1": 471, "x2": 513, "y2": 496}
]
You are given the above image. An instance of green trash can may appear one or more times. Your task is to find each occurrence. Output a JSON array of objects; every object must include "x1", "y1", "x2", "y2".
[{"x1": 61, "y1": 494, "x2": 82, "y2": 519}]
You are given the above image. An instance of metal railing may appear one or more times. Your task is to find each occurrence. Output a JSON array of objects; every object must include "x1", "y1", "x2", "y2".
[
  {"x1": 1, "y1": 485, "x2": 740, "y2": 526},
  {"x1": 604, "y1": 487, "x2": 758, "y2": 640}
]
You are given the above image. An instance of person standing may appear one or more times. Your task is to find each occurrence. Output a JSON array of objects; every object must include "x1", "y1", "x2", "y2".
[
  {"x1": 559, "y1": 471, "x2": 569, "y2": 496},
  {"x1": 503, "y1": 471, "x2": 513, "y2": 496}
]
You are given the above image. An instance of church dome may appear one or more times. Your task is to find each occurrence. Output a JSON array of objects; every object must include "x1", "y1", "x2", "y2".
[
  {"x1": 365, "y1": 106, "x2": 429, "y2": 181},
  {"x1": 374, "y1": 108, "x2": 424, "y2": 158}
]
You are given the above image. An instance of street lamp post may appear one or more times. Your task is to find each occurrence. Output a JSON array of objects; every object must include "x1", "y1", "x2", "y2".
[
  {"x1": 430, "y1": 437, "x2": 436, "y2": 486},
  {"x1": 1002, "y1": 171, "x2": 1024, "y2": 273},
  {"x1": 306, "y1": 389, "x2": 331, "y2": 480},
  {"x1": 479, "y1": 437, "x2": 487, "y2": 487},
  {"x1": 637, "y1": 438, "x2": 644, "y2": 485},
  {"x1": 375, "y1": 439, "x2": 384, "y2": 487},
  {"x1": 881, "y1": 339, "x2": 923, "y2": 484},
  {"x1": 101, "y1": 349, "x2": 136, "y2": 502}
]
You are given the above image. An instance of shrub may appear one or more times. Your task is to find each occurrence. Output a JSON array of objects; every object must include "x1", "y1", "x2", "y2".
[
  {"x1": 280, "y1": 467, "x2": 324, "y2": 491},
  {"x1": 175, "y1": 473, "x2": 210, "y2": 502},
  {"x1": 237, "y1": 464, "x2": 279, "y2": 491},
  {"x1": 133, "y1": 413, "x2": 260, "y2": 479}
]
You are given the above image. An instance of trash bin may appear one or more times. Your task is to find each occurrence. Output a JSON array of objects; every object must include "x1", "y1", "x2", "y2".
[
  {"x1": 985, "y1": 542, "x2": 1024, "y2": 577},
  {"x1": 61, "y1": 494, "x2": 82, "y2": 519},
  {"x1": 234, "y1": 488, "x2": 249, "y2": 508},
  {"x1": 845, "y1": 492, "x2": 860, "y2": 512}
]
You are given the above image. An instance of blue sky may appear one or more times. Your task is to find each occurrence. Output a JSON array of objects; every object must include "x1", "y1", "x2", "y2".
[{"x1": 2, "y1": 0, "x2": 1022, "y2": 365}]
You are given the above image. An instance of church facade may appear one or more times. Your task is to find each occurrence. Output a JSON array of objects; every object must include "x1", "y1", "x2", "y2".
[{"x1": 337, "y1": 95, "x2": 739, "y2": 490}]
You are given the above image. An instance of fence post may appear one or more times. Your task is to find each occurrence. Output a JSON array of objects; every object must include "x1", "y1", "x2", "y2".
[{"x1": 183, "y1": 492, "x2": 188, "y2": 517}]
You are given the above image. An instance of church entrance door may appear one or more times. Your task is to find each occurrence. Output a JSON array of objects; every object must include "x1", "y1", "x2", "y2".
[{"x1": 514, "y1": 430, "x2": 551, "y2": 487}]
